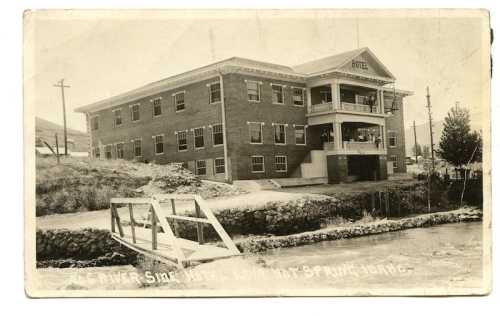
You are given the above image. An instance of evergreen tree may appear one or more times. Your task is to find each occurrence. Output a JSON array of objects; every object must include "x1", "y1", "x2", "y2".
[{"x1": 437, "y1": 106, "x2": 482, "y2": 167}]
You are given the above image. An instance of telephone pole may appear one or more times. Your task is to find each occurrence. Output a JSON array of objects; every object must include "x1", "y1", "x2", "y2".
[
  {"x1": 53, "y1": 79, "x2": 71, "y2": 156},
  {"x1": 413, "y1": 120, "x2": 418, "y2": 164},
  {"x1": 425, "y1": 86, "x2": 435, "y2": 172}
]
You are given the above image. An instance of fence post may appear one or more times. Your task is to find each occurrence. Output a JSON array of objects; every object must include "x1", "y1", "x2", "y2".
[
  {"x1": 170, "y1": 199, "x2": 178, "y2": 237},
  {"x1": 110, "y1": 203, "x2": 115, "y2": 233},
  {"x1": 128, "y1": 203, "x2": 136, "y2": 244},
  {"x1": 385, "y1": 190, "x2": 390, "y2": 218},
  {"x1": 151, "y1": 205, "x2": 158, "y2": 250},
  {"x1": 195, "y1": 200, "x2": 205, "y2": 245},
  {"x1": 371, "y1": 192, "x2": 376, "y2": 214}
]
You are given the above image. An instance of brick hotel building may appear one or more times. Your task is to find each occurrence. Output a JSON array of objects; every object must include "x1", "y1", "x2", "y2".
[{"x1": 75, "y1": 47, "x2": 412, "y2": 183}]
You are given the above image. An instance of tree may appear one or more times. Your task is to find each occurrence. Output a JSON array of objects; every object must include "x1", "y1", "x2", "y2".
[
  {"x1": 412, "y1": 143, "x2": 422, "y2": 157},
  {"x1": 422, "y1": 145, "x2": 430, "y2": 159},
  {"x1": 437, "y1": 106, "x2": 482, "y2": 167}
]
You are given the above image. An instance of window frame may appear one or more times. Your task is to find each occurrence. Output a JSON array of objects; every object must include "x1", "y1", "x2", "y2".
[
  {"x1": 195, "y1": 160, "x2": 207, "y2": 176},
  {"x1": 212, "y1": 123, "x2": 224, "y2": 147},
  {"x1": 112, "y1": 109, "x2": 122, "y2": 127},
  {"x1": 152, "y1": 97, "x2": 162, "y2": 117},
  {"x1": 193, "y1": 127, "x2": 205, "y2": 150},
  {"x1": 153, "y1": 134, "x2": 164, "y2": 155},
  {"x1": 90, "y1": 115, "x2": 99, "y2": 131},
  {"x1": 388, "y1": 130, "x2": 397, "y2": 148},
  {"x1": 104, "y1": 144, "x2": 113, "y2": 160},
  {"x1": 271, "y1": 83, "x2": 285, "y2": 105},
  {"x1": 248, "y1": 122, "x2": 264, "y2": 144},
  {"x1": 294, "y1": 124, "x2": 306, "y2": 145},
  {"x1": 273, "y1": 123, "x2": 287, "y2": 145},
  {"x1": 251, "y1": 155, "x2": 265, "y2": 173},
  {"x1": 132, "y1": 138, "x2": 142, "y2": 157},
  {"x1": 390, "y1": 155, "x2": 399, "y2": 170},
  {"x1": 208, "y1": 82, "x2": 221, "y2": 104},
  {"x1": 173, "y1": 91, "x2": 186, "y2": 112},
  {"x1": 291, "y1": 87, "x2": 305, "y2": 106},
  {"x1": 246, "y1": 80, "x2": 261, "y2": 102},
  {"x1": 116, "y1": 142, "x2": 124, "y2": 159},
  {"x1": 214, "y1": 157, "x2": 225, "y2": 174},
  {"x1": 274, "y1": 155, "x2": 288, "y2": 173},
  {"x1": 176, "y1": 130, "x2": 188, "y2": 152},
  {"x1": 93, "y1": 147, "x2": 100, "y2": 159},
  {"x1": 130, "y1": 104, "x2": 140, "y2": 122}
]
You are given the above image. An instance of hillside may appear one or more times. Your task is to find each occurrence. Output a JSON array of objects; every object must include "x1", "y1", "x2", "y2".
[{"x1": 36, "y1": 117, "x2": 89, "y2": 152}]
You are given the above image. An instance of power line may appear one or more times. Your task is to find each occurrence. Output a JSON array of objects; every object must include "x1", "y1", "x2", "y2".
[{"x1": 53, "y1": 79, "x2": 71, "y2": 156}]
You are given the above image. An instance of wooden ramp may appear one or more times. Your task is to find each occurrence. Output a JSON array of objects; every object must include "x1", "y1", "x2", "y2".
[{"x1": 109, "y1": 194, "x2": 240, "y2": 268}]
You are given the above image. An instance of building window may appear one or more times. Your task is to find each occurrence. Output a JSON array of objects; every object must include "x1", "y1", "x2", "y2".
[
  {"x1": 90, "y1": 116, "x2": 99, "y2": 131},
  {"x1": 116, "y1": 143, "x2": 124, "y2": 159},
  {"x1": 94, "y1": 147, "x2": 100, "y2": 159},
  {"x1": 152, "y1": 98, "x2": 162, "y2": 117},
  {"x1": 177, "y1": 131, "x2": 188, "y2": 151},
  {"x1": 105, "y1": 145, "x2": 112, "y2": 159},
  {"x1": 320, "y1": 88, "x2": 332, "y2": 103},
  {"x1": 130, "y1": 104, "x2": 140, "y2": 122},
  {"x1": 246, "y1": 81, "x2": 260, "y2": 102},
  {"x1": 153, "y1": 135, "x2": 164, "y2": 154},
  {"x1": 274, "y1": 123, "x2": 286, "y2": 145},
  {"x1": 390, "y1": 155, "x2": 399, "y2": 170},
  {"x1": 174, "y1": 92, "x2": 185, "y2": 112},
  {"x1": 214, "y1": 158, "x2": 225, "y2": 174},
  {"x1": 196, "y1": 160, "x2": 207, "y2": 175},
  {"x1": 294, "y1": 125, "x2": 306, "y2": 145},
  {"x1": 113, "y1": 109, "x2": 122, "y2": 127},
  {"x1": 133, "y1": 139, "x2": 142, "y2": 157},
  {"x1": 248, "y1": 122, "x2": 263, "y2": 144},
  {"x1": 209, "y1": 82, "x2": 221, "y2": 104},
  {"x1": 388, "y1": 130, "x2": 397, "y2": 147},
  {"x1": 251, "y1": 156, "x2": 265, "y2": 173},
  {"x1": 292, "y1": 88, "x2": 305, "y2": 106},
  {"x1": 194, "y1": 127, "x2": 204, "y2": 149},
  {"x1": 212, "y1": 124, "x2": 223, "y2": 146},
  {"x1": 275, "y1": 155, "x2": 287, "y2": 172},
  {"x1": 272, "y1": 84, "x2": 284, "y2": 104}
]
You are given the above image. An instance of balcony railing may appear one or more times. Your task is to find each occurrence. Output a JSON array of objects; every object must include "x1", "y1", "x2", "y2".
[
  {"x1": 310, "y1": 102, "x2": 334, "y2": 113},
  {"x1": 309, "y1": 101, "x2": 380, "y2": 114},
  {"x1": 340, "y1": 102, "x2": 373, "y2": 113},
  {"x1": 343, "y1": 141, "x2": 381, "y2": 151},
  {"x1": 323, "y1": 141, "x2": 385, "y2": 154}
]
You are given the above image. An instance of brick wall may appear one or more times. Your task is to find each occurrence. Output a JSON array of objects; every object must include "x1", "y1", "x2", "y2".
[
  {"x1": 384, "y1": 95, "x2": 407, "y2": 173},
  {"x1": 223, "y1": 73, "x2": 311, "y2": 180}
]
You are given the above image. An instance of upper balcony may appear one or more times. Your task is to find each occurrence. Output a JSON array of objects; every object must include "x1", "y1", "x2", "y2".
[{"x1": 308, "y1": 83, "x2": 384, "y2": 116}]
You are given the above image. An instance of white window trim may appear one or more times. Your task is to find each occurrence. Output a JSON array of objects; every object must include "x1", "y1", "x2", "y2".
[
  {"x1": 152, "y1": 134, "x2": 165, "y2": 155},
  {"x1": 111, "y1": 108, "x2": 123, "y2": 127},
  {"x1": 104, "y1": 144, "x2": 113, "y2": 159},
  {"x1": 251, "y1": 155, "x2": 265, "y2": 173},
  {"x1": 175, "y1": 130, "x2": 189, "y2": 152},
  {"x1": 245, "y1": 79, "x2": 262, "y2": 103},
  {"x1": 151, "y1": 97, "x2": 163, "y2": 117},
  {"x1": 391, "y1": 155, "x2": 399, "y2": 170},
  {"x1": 293, "y1": 124, "x2": 307, "y2": 146},
  {"x1": 210, "y1": 123, "x2": 224, "y2": 147},
  {"x1": 129, "y1": 103, "x2": 141, "y2": 122},
  {"x1": 207, "y1": 81, "x2": 221, "y2": 104},
  {"x1": 172, "y1": 91, "x2": 186, "y2": 112},
  {"x1": 388, "y1": 130, "x2": 397, "y2": 148},
  {"x1": 272, "y1": 123, "x2": 288, "y2": 145},
  {"x1": 191, "y1": 126, "x2": 205, "y2": 150},
  {"x1": 247, "y1": 121, "x2": 264, "y2": 145},
  {"x1": 271, "y1": 83, "x2": 286, "y2": 105},
  {"x1": 90, "y1": 115, "x2": 99, "y2": 131},
  {"x1": 195, "y1": 159, "x2": 207, "y2": 176},
  {"x1": 131, "y1": 138, "x2": 142, "y2": 157},
  {"x1": 275, "y1": 155, "x2": 288, "y2": 173},
  {"x1": 214, "y1": 157, "x2": 225, "y2": 174},
  {"x1": 291, "y1": 86, "x2": 306, "y2": 107}
]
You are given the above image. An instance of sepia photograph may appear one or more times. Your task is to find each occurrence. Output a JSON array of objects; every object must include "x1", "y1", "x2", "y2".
[{"x1": 23, "y1": 9, "x2": 491, "y2": 297}]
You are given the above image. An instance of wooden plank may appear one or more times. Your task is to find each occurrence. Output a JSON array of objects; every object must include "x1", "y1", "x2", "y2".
[
  {"x1": 195, "y1": 201, "x2": 205, "y2": 245},
  {"x1": 111, "y1": 234, "x2": 179, "y2": 265},
  {"x1": 194, "y1": 196, "x2": 240, "y2": 255},
  {"x1": 165, "y1": 214, "x2": 211, "y2": 224},
  {"x1": 128, "y1": 203, "x2": 136, "y2": 244},
  {"x1": 110, "y1": 204, "x2": 115, "y2": 233},
  {"x1": 151, "y1": 199, "x2": 187, "y2": 268},
  {"x1": 170, "y1": 199, "x2": 178, "y2": 237},
  {"x1": 151, "y1": 206, "x2": 158, "y2": 250},
  {"x1": 111, "y1": 204, "x2": 124, "y2": 237},
  {"x1": 154, "y1": 194, "x2": 198, "y2": 202},
  {"x1": 110, "y1": 197, "x2": 152, "y2": 204}
]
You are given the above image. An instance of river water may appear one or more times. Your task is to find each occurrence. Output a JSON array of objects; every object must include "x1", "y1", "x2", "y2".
[{"x1": 34, "y1": 222, "x2": 485, "y2": 295}]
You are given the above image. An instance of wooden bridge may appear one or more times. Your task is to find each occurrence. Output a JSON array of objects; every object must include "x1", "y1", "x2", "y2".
[{"x1": 109, "y1": 194, "x2": 241, "y2": 268}]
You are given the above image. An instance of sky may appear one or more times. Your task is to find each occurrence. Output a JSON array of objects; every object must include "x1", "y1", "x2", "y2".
[{"x1": 25, "y1": 10, "x2": 490, "y2": 133}]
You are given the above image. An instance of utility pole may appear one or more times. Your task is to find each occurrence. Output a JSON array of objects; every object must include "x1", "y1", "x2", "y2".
[
  {"x1": 413, "y1": 120, "x2": 418, "y2": 164},
  {"x1": 425, "y1": 86, "x2": 435, "y2": 172},
  {"x1": 53, "y1": 79, "x2": 71, "y2": 156}
]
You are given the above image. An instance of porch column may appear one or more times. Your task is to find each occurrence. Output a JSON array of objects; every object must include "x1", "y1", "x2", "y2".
[
  {"x1": 330, "y1": 80, "x2": 339, "y2": 110},
  {"x1": 306, "y1": 87, "x2": 312, "y2": 113},
  {"x1": 381, "y1": 125, "x2": 387, "y2": 150},
  {"x1": 379, "y1": 89, "x2": 384, "y2": 113},
  {"x1": 332, "y1": 121, "x2": 342, "y2": 150}
]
